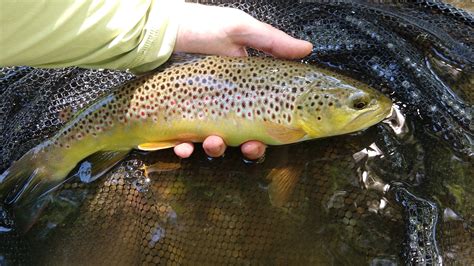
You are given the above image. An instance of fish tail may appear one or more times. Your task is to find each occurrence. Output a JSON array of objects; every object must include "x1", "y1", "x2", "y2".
[
  {"x1": 0, "y1": 151, "x2": 36, "y2": 203},
  {"x1": 0, "y1": 148, "x2": 130, "y2": 232},
  {"x1": 0, "y1": 150, "x2": 62, "y2": 231}
]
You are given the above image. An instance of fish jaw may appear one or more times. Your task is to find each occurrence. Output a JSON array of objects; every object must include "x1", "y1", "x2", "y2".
[
  {"x1": 296, "y1": 93, "x2": 392, "y2": 138},
  {"x1": 342, "y1": 93, "x2": 392, "y2": 133}
]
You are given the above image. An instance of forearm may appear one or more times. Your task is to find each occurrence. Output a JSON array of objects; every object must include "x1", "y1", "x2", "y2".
[{"x1": 0, "y1": 0, "x2": 182, "y2": 74}]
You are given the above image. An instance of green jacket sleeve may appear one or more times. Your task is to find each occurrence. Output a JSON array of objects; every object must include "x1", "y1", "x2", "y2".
[{"x1": 0, "y1": 0, "x2": 183, "y2": 74}]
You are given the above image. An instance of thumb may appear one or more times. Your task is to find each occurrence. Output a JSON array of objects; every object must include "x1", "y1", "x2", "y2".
[{"x1": 228, "y1": 17, "x2": 313, "y2": 59}]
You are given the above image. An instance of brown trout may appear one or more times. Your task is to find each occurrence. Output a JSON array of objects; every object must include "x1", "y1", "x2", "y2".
[{"x1": 0, "y1": 54, "x2": 391, "y2": 212}]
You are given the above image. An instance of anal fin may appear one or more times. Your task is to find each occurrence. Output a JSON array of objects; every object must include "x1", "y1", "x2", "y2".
[{"x1": 75, "y1": 150, "x2": 130, "y2": 183}]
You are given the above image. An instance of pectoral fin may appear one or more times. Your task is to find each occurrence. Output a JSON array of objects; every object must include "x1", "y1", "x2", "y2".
[
  {"x1": 267, "y1": 165, "x2": 302, "y2": 207},
  {"x1": 263, "y1": 122, "x2": 306, "y2": 144},
  {"x1": 138, "y1": 141, "x2": 179, "y2": 151}
]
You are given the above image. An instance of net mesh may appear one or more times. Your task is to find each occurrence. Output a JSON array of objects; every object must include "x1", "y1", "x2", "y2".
[{"x1": 0, "y1": 0, "x2": 472, "y2": 265}]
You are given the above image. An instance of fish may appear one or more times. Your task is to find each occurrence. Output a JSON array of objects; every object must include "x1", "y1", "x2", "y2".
[{"x1": 0, "y1": 54, "x2": 391, "y2": 222}]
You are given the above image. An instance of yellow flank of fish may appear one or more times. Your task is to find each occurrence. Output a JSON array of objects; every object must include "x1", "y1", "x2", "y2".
[{"x1": 0, "y1": 54, "x2": 392, "y2": 212}]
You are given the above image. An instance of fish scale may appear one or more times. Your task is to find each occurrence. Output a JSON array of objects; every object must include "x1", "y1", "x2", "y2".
[
  {"x1": 0, "y1": 55, "x2": 391, "y2": 230},
  {"x1": 51, "y1": 55, "x2": 388, "y2": 151}
]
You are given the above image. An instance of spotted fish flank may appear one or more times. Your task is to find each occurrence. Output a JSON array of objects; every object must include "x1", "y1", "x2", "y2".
[{"x1": 0, "y1": 55, "x2": 392, "y2": 219}]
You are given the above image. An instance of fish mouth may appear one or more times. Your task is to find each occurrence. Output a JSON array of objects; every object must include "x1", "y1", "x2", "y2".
[
  {"x1": 347, "y1": 103, "x2": 392, "y2": 131},
  {"x1": 358, "y1": 94, "x2": 393, "y2": 123}
]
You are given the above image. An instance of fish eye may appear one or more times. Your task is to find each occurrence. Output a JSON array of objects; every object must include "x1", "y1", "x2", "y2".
[
  {"x1": 349, "y1": 93, "x2": 371, "y2": 110},
  {"x1": 353, "y1": 101, "x2": 367, "y2": 110}
]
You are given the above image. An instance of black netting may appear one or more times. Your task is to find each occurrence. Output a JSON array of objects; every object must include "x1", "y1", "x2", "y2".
[{"x1": 0, "y1": 0, "x2": 472, "y2": 265}]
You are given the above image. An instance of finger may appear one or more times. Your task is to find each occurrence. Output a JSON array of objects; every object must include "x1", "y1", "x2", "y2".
[
  {"x1": 241, "y1": 141, "x2": 266, "y2": 160},
  {"x1": 225, "y1": 46, "x2": 248, "y2": 57},
  {"x1": 230, "y1": 17, "x2": 313, "y2": 59},
  {"x1": 203, "y1": 135, "x2": 227, "y2": 157},
  {"x1": 174, "y1": 142, "x2": 194, "y2": 158}
]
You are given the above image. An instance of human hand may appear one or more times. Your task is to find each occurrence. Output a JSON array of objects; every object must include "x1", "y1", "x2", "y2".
[{"x1": 172, "y1": 3, "x2": 313, "y2": 160}]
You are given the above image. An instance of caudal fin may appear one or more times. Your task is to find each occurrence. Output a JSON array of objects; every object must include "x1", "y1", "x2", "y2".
[
  {"x1": 0, "y1": 149, "x2": 129, "y2": 232},
  {"x1": 0, "y1": 150, "x2": 65, "y2": 231},
  {"x1": 1, "y1": 151, "x2": 57, "y2": 205}
]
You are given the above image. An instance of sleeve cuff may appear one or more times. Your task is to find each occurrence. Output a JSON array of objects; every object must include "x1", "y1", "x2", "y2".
[{"x1": 127, "y1": 0, "x2": 184, "y2": 74}]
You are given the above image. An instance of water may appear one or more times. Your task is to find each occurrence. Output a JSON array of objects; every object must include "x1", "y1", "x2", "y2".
[
  {"x1": 3, "y1": 108, "x2": 471, "y2": 264},
  {"x1": 1, "y1": 0, "x2": 473, "y2": 265}
]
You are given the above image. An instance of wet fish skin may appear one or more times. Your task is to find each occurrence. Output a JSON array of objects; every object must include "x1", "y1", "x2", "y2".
[{"x1": 0, "y1": 55, "x2": 391, "y2": 209}]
